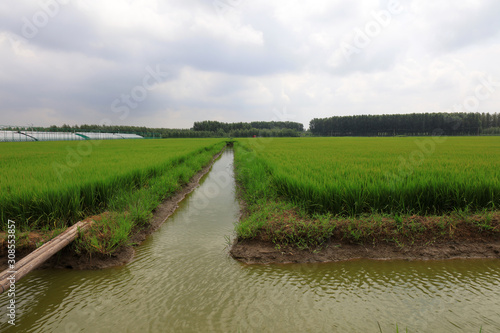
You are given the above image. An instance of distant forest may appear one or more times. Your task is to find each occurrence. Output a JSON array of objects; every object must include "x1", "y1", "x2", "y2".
[
  {"x1": 310, "y1": 112, "x2": 500, "y2": 136},
  {"x1": 192, "y1": 120, "x2": 304, "y2": 137},
  {"x1": 8, "y1": 112, "x2": 500, "y2": 138}
]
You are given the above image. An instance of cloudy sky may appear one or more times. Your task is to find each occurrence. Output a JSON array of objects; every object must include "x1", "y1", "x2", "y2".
[{"x1": 1, "y1": 0, "x2": 499, "y2": 129}]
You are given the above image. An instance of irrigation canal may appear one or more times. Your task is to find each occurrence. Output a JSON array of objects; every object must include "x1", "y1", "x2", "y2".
[{"x1": 1, "y1": 149, "x2": 500, "y2": 332}]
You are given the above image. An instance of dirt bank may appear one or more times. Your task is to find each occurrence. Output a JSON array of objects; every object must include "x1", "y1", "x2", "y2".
[
  {"x1": 230, "y1": 197, "x2": 500, "y2": 264},
  {"x1": 230, "y1": 238, "x2": 500, "y2": 264},
  {"x1": 0, "y1": 148, "x2": 227, "y2": 271}
]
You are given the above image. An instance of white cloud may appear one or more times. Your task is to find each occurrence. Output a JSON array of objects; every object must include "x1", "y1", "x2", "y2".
[{"x1": 0, "y1": 0, "x2": 499, "y2": 128}]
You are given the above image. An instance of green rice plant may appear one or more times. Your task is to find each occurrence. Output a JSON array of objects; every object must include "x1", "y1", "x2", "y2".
[
  {"x1": 236, "y1": 137, "x2": 499, "y2": 217},
  {"x1": 74, "y1": 213, "x2": 135, "y2": 255},
  {"x1": 0, "y1": 139, "x2": 226, "y2": 230},
  {"x1": 233, "y1": 137, "x2": 500, "y2": 246}
]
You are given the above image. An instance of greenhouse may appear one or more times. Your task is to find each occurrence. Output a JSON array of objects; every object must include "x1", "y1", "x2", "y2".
[
  {"x1": 77, "y1": 132, "x2": 143, "y2": 140},
  {"x1": 28, "y1": 132, "x2": 84, "y2": 141},
  {"x1": 0, "y1": 131, "x2": 143, "y2": 142},
  {"x1": 0, "y1": 131, "x2": 36, "y2": 142}
]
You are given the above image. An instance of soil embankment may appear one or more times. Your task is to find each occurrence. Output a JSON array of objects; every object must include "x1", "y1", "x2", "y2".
[
  {"x1": 231, "y1": 212, "x2": 500, "y2": 264},
  {"x1": 231, "y1": 186, "x2": 500, "y2": 263},
  {"x1": 230, "y1": 238, "x2": 500, "y2": 264}
]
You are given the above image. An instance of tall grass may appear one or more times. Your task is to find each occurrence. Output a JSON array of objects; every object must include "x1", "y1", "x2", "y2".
[
  {"x1": 235, "y1": 137, "x2": 500, "y2": 216},
  {"x1": 0, "y1": 139, "x2": 226, "y2": 230}
]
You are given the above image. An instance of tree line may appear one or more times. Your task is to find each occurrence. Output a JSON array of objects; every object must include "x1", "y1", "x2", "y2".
[
  {"x1": 309, "y1": 112, "x2": 500, "y2": 136},
  {"x1": 7, "y1": 112, "x2": 499, "y2": 139},
  {"x1": 10, "y1": 120, "x2": 305, "y2": 138},
  {"x1": 192, "y1": 120, "x2": 304, "y2": 132}
]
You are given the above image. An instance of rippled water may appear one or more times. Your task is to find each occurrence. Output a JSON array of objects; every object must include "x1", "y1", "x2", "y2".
[{"x1": 1, "y1": 150, "x2": 500, "y2": 332}]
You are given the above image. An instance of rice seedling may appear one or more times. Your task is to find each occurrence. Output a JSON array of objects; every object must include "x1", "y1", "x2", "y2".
[
  {"x1": 236, "y1": 137, "x2": 499, "y2": 216},
  {"x1": 0, "y1": 138, "x2": 226, "y2": 231},
  {"x1": 233, "y1": 137, "x2": 500, "y2": 247}
]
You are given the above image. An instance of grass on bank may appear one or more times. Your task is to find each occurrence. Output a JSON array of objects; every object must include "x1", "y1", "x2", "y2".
[{"x1": 233, "y1": 138, "x2": 500, "y2": 249}]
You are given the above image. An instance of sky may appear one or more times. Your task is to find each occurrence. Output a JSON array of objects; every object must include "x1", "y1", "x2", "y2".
[{"x1": 1, "y1": 0, "x2": 500, "y2": 129}]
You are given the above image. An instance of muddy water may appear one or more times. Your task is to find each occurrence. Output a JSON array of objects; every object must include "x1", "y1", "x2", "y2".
[{"x1": 2, "y1": 150, "x2": 500, "y2": 332}]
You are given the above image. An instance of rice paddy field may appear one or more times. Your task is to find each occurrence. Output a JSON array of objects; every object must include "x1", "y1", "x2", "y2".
[
  {"x1": 237, "y1": 137, "x2": 500, "y2": 215},
  {"x1": 234, "y1": 137, "x2": 500, "y2": 245},
  {"x1": 2, "y1": 136, "x2": 499, "y2": 247},
  {"x1": 0, "y1": 138, "x2": 226, "y2": 231}
]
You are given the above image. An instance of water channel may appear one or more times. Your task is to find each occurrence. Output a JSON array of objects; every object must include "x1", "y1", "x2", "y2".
[{"x1": 1, "y1": 150, "x2": 500, "y2": 332}]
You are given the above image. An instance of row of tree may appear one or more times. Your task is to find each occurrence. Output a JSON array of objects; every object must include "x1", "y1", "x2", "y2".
[
  {"x1": 8, "y1": 112, "x2": 499, "y2": 139},
  {"x1": 9, "y1": 121, "x2": 304, "y2": 138},
  {"x1": 192, "y1": 120, "x2": 304, "y2": 132},
  {"x1": 309, "y1": 112, "x2": 500, "y2": 136},
  {"x1": 228, "y1": 128, "x2": 301, "y2": 137}
]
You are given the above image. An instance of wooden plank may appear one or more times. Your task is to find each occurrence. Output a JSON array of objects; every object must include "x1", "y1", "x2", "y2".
[{"x1": 0, "y1": 221, "x2": 91, "y2": 294}]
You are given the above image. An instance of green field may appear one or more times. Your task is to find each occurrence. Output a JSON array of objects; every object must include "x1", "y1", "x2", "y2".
[
  {"x1": 234, "y1": 137, "x2": 500, "y2": 245},
  {"x1": 0, "y1": 139, "x2": 226, "y2": 231},
  {"x1": 237, "y1": 137, "x2": 499, "y2": 215},
  {"x1": 2, "y1": 136, "x2": 499, "y2": 251}
]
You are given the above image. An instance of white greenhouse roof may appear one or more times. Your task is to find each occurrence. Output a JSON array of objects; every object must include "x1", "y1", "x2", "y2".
[
  {"x1": 0, "y1": 131, "x2": 35, "y2": 142},
  {"x1": 25, "y1": 132, "x2": 84, "y2": 141},
  {"x1": 113, "y1": 133, "x2": 144, "y2": 139},
  {"x1": 0, "y1": 131, "x2": 144, "y2": 142}
]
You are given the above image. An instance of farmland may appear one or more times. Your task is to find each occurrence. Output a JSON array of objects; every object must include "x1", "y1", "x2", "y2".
[
  {"x1": 0, "y1": 138, "x2": 226, "y2": 232},
  {"x1": 234, "y1": 137, "x2": 500, "y2": 247},
  {"x1": 1, "y1": 136, "x2": 499, "y2": 254}
]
